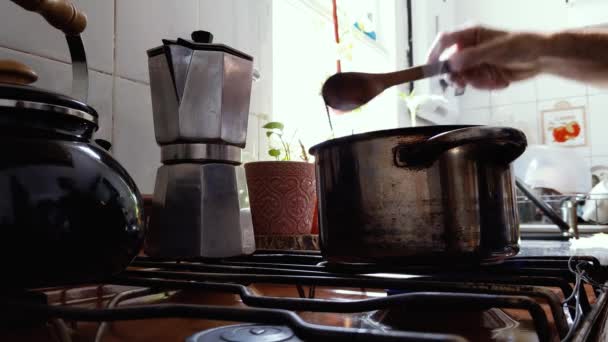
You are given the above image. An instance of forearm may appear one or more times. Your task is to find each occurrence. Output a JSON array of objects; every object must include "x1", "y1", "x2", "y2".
[{"x1": 541, "y1": 30, "x2": 608, "y2": 85}]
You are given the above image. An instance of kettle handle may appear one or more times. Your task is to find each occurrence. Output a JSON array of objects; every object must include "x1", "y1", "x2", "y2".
[
  {"x1": 394, "y1": 126, "x2": 527, "y2": 168},
  {"x1": 10, "y1": 0, "x2": 89, "y2": 103},
  {"x1": 11, "y1": 0, "x2": 87, "y2": 35}
]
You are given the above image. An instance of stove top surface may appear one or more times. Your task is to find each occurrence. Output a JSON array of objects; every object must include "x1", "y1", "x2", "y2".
[{"x1": 1, "y1": 251, "x2": 607, "y2": 342}]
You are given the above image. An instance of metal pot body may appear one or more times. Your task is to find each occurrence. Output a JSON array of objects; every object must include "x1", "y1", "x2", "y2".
[
  {"x1": 310, "y1": 126, "x2": 527, "y2": 264},
  {"x1": 0, "y1": 134, "x2": 145, "y2": 288},
  {"x1": 145, "y1": 163, "x2": 254, "y2": 259},
  {"x1": 148, "y1": 46, "x2": 253, "y2": 147}
]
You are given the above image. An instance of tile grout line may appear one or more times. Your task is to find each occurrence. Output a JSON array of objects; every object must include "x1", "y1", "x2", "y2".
[
  {"x1": 535, "y1": 78, "x2": 540, "y2": 145},
  {"x1": 0, "y1": 44, "x2": 149, "y2": 86},
  {"x1": 0, "y1": 44, "x2": 112, "y2": 76},
  {"x1": 111, "y1": 0, "x2": 118, "y2": 144},
  {"x1": 115, "y1": 75, "x2": 149, "y2": 86},
  {"x1": 587, "y1": 93, "x2": 592, "y2": 159},
  {"x1": 197, "y1": 0, "x2": 201, "y2": 29}
]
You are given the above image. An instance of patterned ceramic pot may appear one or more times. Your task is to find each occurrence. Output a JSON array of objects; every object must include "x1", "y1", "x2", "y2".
[{"x1": 245, "y1": 161, "x2": 316, "y2": 236}]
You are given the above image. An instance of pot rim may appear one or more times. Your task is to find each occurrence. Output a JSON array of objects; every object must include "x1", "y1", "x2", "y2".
[
  {"x1": 244, "y1": 160, "x2": 313, "y2": 166},
  {"x1": 309, "y1": 125, "x2": 477, "y2": 155}
]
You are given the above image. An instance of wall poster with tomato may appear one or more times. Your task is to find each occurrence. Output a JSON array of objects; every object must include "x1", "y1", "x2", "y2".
[{"x1": 541, "y1": 101, "x2": 587, "y2": 147}]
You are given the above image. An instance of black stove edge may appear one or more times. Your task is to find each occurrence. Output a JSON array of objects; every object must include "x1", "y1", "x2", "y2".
[
  {"x1": 3, "y1": 253, "x2": 606, "y2": 342},
  {"x1": 0, "y1": 297, "x2": 469, "y2": 342},
  {"x1": 573, "y1": 284, "x2": 608, "y2": 342}
]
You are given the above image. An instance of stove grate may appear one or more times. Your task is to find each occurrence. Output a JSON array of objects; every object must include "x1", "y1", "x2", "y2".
[{"x1": 1, "y1": 253, "x2": 607, "y2": 342}]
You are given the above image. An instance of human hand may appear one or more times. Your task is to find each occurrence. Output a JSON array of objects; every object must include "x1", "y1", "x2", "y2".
[{"x1": 427, "y1": 25, "x2": 547, "y2": 90}]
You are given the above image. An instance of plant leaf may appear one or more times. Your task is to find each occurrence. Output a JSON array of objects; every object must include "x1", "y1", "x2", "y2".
[
  {"x1": 263, "y1": 122, "x2": 285, "y2": 130},
  {"x1": 299, "y1": 139, "x2": 309, "y2": 162},
  {"x1": 280, "y1": 141, "x2": 291, "y2": 161},
  {"x1": 266, "y1": 131, "x2": 273, "y2": 138},
  {"x1": 268, "y1": 149, "x2": 281, "y2": 157}
]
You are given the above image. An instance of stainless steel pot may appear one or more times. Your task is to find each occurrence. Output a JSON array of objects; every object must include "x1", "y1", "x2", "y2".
[{"x1": 309, "y1": 126, "x2": 527, "y2": 265}]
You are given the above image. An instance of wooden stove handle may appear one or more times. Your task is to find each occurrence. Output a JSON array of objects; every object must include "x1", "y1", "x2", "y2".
[
  {"x1": 0, "y1": 59, "x2": 38, "y2": 85},
  {"x1": 11, "y1": 0, "x2": 87, "y2": 35}
]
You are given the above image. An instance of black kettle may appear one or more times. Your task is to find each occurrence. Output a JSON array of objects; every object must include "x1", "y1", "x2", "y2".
[{"x1": 0, "y1": 0, "x2": 145, "y2": 287}]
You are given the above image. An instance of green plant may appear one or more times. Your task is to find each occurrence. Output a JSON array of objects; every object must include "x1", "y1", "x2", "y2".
[
  {"x1": 298, "y1": 139, "x2": 310, "y2": 162},
  {"x1": 399, "y1": 90, "x2": 418, "y2": 113},
  {"x1": 263, "y1": 121, "x2": 309, "y2": 162},
  {"x1": 399, "y1": 90, "x2": 419, "y2": 127},
  {"x1": 399, "y1": 90, "x2": 446, "y2": 127}
]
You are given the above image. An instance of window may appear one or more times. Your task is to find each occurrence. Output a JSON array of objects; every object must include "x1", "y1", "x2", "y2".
[{"x1": 270, "y1": 0, "x2": 407, "y2": 154}]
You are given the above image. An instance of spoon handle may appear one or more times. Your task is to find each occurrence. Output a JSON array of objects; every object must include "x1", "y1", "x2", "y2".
[{"x1": 382, "y1": 61, "x2": 451, "y2": 87}]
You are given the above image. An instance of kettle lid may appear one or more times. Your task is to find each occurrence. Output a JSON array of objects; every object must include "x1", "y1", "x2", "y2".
[
  {"x1": 0, "y1": 59, "x2": 98, "y2": 129},
  {"x1": 146, "y1": 30, "x2": 253, "y2": 61}
]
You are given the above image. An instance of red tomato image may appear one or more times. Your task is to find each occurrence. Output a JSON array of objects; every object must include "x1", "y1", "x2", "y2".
[
  {"x1": 567, "y1": 121, "x2": 581, "y2": 137},
  {"x1": 552, "y1": 126, "x2": 568, "y2": 142},
  {"x1": 552, "y1": 121, "x2": 581, "y2": 143}
]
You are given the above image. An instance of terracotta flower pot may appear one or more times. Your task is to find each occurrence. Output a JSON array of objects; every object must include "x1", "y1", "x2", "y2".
[{"x1": 245, "y1": 161, "x2": 316, "y2": 236}]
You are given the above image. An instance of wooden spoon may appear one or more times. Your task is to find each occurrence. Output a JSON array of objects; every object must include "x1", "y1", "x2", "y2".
[{"x1": 322, "y1": 61, "x2": 451, "y2": 112}]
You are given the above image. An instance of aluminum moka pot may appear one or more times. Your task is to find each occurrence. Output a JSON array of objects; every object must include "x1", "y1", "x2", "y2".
[{"x1": 147, "y1": 31, "x2": 254, "y2": 147}]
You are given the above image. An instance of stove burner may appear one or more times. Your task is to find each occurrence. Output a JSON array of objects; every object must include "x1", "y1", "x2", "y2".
[{"x1": 187, "y1": 324, "x2": 302, "y2": 342}]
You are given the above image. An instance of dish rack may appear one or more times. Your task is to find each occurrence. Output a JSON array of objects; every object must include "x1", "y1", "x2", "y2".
[{"x1": 517, "y1": 193, "x2": 608, "y2": 239}]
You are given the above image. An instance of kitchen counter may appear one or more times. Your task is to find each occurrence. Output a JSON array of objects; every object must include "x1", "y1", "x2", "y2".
[
  {"x1": 521, "y1": 224, "x2": 608, "y2": 234},
  {"x1": 520, "y1": 236, "x2": 608, "y2": 264},
  {"x1": 519, "y1": 240, "x2": 574, "y2": 256}
]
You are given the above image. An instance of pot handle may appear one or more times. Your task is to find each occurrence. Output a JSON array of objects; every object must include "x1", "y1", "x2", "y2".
[{"x1": 394, "y1": 126, "x2": 527, "y2": 168}]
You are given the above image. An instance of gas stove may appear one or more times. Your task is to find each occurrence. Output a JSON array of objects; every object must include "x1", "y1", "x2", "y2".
[{"x1": 1, "y1": 251, "x2": 607, "y2": 342}]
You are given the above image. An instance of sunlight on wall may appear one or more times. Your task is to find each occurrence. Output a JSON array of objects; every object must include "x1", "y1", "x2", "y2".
[{"x1": 271, "y1": 0, "x2": 402, "y2": 153}]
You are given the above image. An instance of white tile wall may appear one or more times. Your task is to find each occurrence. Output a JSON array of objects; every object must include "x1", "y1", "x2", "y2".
[
  {"x1": 459, "y1": 87, "x2": 491, "y2": 109},
  {"x1": 589, "y1": 94, "x2": 608, "y2": 156},
  {"x1": 584, "y1": 156, "x2": 593, "y2": 172},
  {"x1": 536, "y1": 75, "x2": 587, "y2": 101},
  {"x1": 456, "y1": 107, "x2": 491, "y2": 125},
  {"x1": 567, "y1": 0, "x2": 608, "y2": 28},
  {"x1": 454, "y1": 0, "x2": 568, "y2": 32},
  {"x1": 591, "y1": 156, "x2": 608, "y2": 169},
  {"x1": 113, "y1": 78, "x2": 159, "y2": 194},
  {"x1": 588, "y1": 84, "x2": 608, "y2": 97},
  {"x1": 0, "y1": 47, "x2": 72, "y2": 93},
  {"x1": 491, "y1": 80, "x2": 536, "y2": 107},
  {"x1": 491, "y1": 102, "x2": 539, "y2": 145},
  {"x1": 199, "y1": 0, "x2": 273, "y2": 114},
  {"x1": 199, "y1": 0, "x2": 237, "y2": 47},
  {"x1": 581, "y1": 156, "x2": 592, "y2": 189},
  {"x1": 90, "y1": 72, "x2": 114, "y2": 142},
  {"x1": 0, "y1": 0, "x2": 272, "y2": 194},
  {"x1": 245, "y1": 115, "x2": 260, "y2": 161},
  {"x1": 115, "y1": 0, "x2": 198, "y2": 83}
]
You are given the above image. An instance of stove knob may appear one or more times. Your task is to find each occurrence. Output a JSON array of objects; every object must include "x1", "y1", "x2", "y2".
[
  {"x1": 187, "y1": 324, "x2": 302, "y2": 342},
  {"x1": 249, "y1": 327, "x2": 266, "y2": 335},
  {"x1": 221, "y1": 325, "x2": 297, "y2": 342}
]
